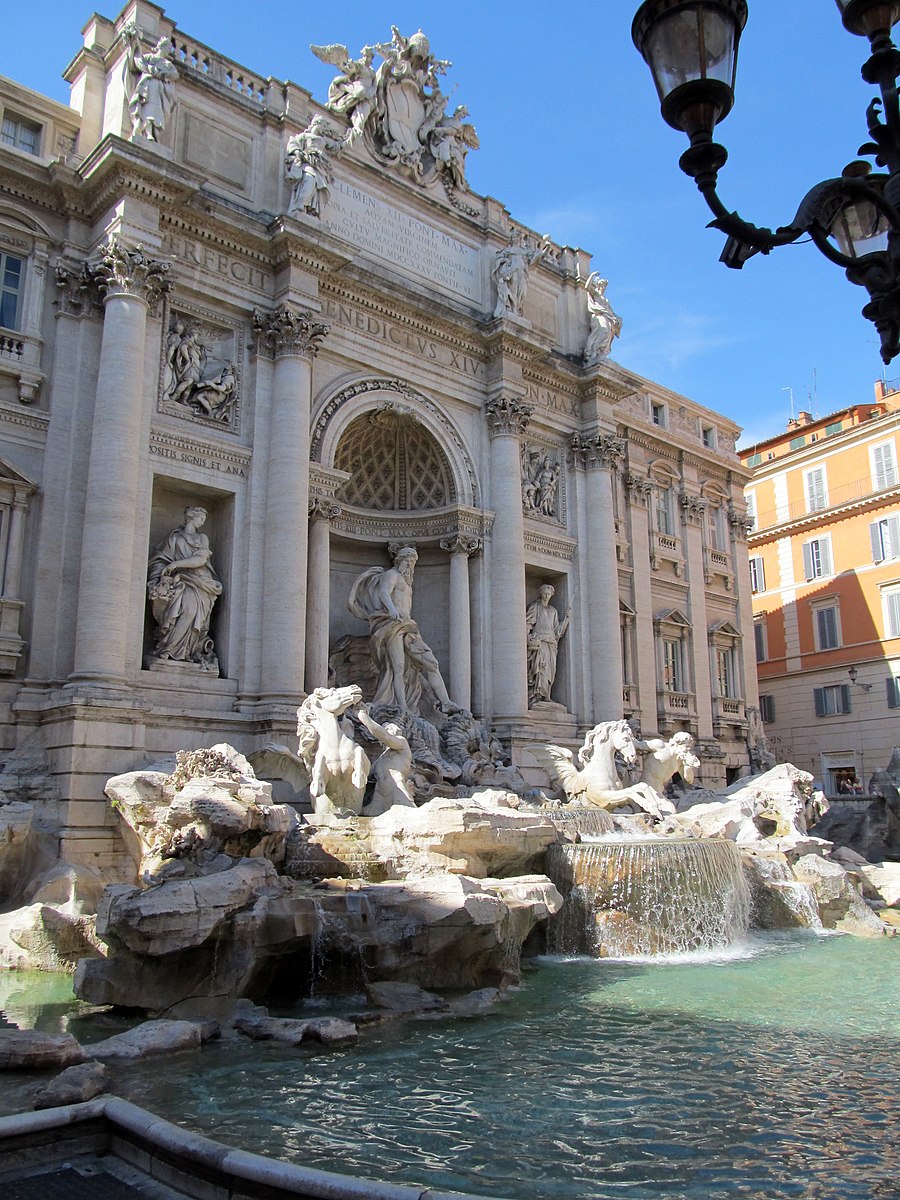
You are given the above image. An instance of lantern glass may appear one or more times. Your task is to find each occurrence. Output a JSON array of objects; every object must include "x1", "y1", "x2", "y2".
[
  {"x1": 830, "y1": 197, "x2": 889, "y2": 257},
  {"x1": 642, "y1": 5, "x2": 741, "y2": 104}
]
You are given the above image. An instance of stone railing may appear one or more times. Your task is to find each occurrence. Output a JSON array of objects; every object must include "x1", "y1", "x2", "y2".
[
  {"x1": 0, "y1": 333, "x2": 24, "y2": 361},
  {"x1": 0, "y1": 329, "x2": 43, "y2": 403},
  {"x1": 171, "y1": 33, "x2": 273, "y2": 108}
]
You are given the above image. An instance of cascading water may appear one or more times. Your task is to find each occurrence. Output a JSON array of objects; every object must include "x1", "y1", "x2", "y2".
[{"x1": 546, "y1": 837, "x2": 751, "y2": 958}]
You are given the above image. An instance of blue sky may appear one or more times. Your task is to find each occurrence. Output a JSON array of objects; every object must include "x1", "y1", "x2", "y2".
[{"x1": 3, "y1": 2, "x2": 885, "y2": 445}]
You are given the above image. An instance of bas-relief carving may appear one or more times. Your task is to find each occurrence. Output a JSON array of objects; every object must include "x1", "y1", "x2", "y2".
[
  {"x1": 492, "y1": 232, "x2": 551, "y2": 319},
  {"x1": 525, "y1": 583, "x2": 570, "y2": 707},
  {"x1": 583, "y1": 273, "x2": 622, "y2": 364},
  {"x1": 521, "y1": 445, "x2": 561, "y2": 520},
  {"x1": 146, "y1": 505, "x2": 222, "y2": 673},
  {"x1": 161, "y1": 311, "x2": 241, "y2": 429},
  {"x1": 123, "y1": 24, "x2": 178, "y2": 143},
  {"x1": 311, "y1": 29, "x2": 479, "y2": 195}
]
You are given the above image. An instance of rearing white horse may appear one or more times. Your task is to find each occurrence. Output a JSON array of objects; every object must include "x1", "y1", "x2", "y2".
[{"x1": 297, "y1": 685, "x2": 370, "y2": 817}]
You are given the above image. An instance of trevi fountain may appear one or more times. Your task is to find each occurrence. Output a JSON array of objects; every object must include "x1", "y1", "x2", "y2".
[{"x1": 0, "y1": 9, "x2": 897, "y2": 1200}]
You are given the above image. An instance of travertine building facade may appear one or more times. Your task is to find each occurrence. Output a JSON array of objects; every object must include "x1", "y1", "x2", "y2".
[
  {"x1": 741, "y1": 387, "x2": 900, "y2": 793},
  {"x1": 0, "y1": 2, "x2": 756, "y2": 872}
]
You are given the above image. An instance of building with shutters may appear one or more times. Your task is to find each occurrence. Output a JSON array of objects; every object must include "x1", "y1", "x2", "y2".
[
  {"x1": 740, "y1": 386, "x2": 900, "y2": 794},
  {"x1": 0, "y1": 2, "x2": 758, "y2": 877}
]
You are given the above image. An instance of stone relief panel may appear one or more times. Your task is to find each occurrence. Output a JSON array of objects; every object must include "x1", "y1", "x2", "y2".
[
  {"x1": 521, "y1": 443, "x2": 564, "y2": 523},
  {"x1": 159, "y1": 304, "x2": 243, "y2": 432}
]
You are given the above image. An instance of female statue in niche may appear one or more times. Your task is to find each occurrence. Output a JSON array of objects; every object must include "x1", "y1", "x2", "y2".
[{"x1": 147, "y1": 506, "x2": 222, "y2": 671}]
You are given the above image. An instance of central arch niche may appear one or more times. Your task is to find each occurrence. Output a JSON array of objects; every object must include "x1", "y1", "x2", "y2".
[{"x1": 335, "y1": 408, "x2": 457, "y2": 511}]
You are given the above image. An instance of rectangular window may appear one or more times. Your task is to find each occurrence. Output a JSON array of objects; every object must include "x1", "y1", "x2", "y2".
[
  {"x1": 790, "y1": 435, "x2": 805, "y2": 450},
  {"x1": 872, "y1": 441, "x2": 898, "y2": 490},
  {"x1": 886, "y1": 677, "x2": 900, "y2": 709},
  {"x1": 702, "y1": 426, "x2": 716, "y2": 449},
  {"x1": 825, "y1": 421, "x2": 843, "y2": 437},
  {"x1": 754, "y1": 619, "x2": 767, "y2": 663},
  {"x1": 803, "y1": 536, "x2": 833, "y2": 580},
  {"x1": 814, "y1": 603, "x2": 840, "y2": 651},
  {"x1": 805, "y1": 466, "x2": 828, "y2": 513},
  {"x1": 759, "y1": 694, "x2": 775, "y2": 723},
  {"x1": 655, "y1": 487, "x2": 672, "y2": 536},
  {"x1": 1, "y1": 114, "x2": 40, "y2": 155},
  {"x1": 708, "y1": 505, "x2": 726, "y2": 551},
  {"x1": 663, "y1": 639, "x2": 683, "y2": 692},
  {"x1": 870, "y1": 514, "x2": 900, "y2": 562},
  {"x1": 749, "y1": 555, "x2": 765, "y2": 593},
  {"x1": 651, "y1": 402, "x2": 666, "y2": 428},
  {"x1": 884, "y1": 588, "x2": 900, "y2": 638},
  {"x1": 814, "y1": 684, "x2": 851, "y2": 716},
  {"x1": 0, "y1": 253, "x2": 23, "y2": 331},
  {"x1": 716, "y1": 647, "x2": 737, "y2": 697},
  {"x1": 747, "y1": 453, "x2": 762, "y2": 467},
  {"x1": 744, "y1": 491, "x2": 756, "y2": 531}
]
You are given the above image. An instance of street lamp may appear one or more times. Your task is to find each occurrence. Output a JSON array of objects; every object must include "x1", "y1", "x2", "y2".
[{"x1": 632, "y1": 0, "x2": 900, "y2": 362}]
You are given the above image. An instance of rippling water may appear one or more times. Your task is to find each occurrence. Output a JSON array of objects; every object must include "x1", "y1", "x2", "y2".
[{"x1": 3, "y1": 932, "x2": 899, "y2": 1200}]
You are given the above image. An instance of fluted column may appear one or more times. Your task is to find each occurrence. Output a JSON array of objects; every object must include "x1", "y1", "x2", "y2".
[
  {"x1": 305, "y1": 498, "x2": 341, "y2": 693},
  {"x1": 624, "y1": 472, "x2": 658, "y2": 729},
  {"x1": 571, "y1": 433, "x2": 625, "y2": 722},
  {"x1": 440, "y1": 534, "x2": 481, "y2": 711},
  {"x1": 71, "y1": 240, "x2": 169, "y2": 684},
  {"x1": 680, "y1": 491, "x2": 714, "y2": 740},
  {"x1": 485, "y1": 396, "x2": 531, "y2": 717},
  {"x1": 254, "y1": 305, "x2": 328, "y2": 703}
]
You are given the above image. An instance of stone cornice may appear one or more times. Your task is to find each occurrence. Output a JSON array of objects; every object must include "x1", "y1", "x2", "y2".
[
  {"x1": 268, "y1": 220, "x2": 354, "y2": 276},
  {"x1": 523, "y1": 527, "x2": 577, "y2": 561},
  {"x1": 748, "y1": 482, "x2": 900, "y2": 544},
  {"x1": 252, "y1": 304, "x2": 329, "y2": 359},
  {"x1": 76, "y1": 135, "x2": 206, "y2": 217},
  {"x1": 332, "y1": 504, "x2": 492, "y2": 544}
]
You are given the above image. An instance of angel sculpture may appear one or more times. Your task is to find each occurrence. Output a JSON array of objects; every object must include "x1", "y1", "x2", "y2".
[
  {"x1": 427, "y1": 104, "x2": 479, "y2": 190},
  {"x1": 528, "y1": 719, "x2": 676, "y2": 821},
  {"x1": 311, "y1": 42, "x2": 378, "y2": 143}
]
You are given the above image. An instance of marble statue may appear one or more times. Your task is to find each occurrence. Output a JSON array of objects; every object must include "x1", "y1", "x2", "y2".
[
  {"x1": 426, "y1": 104, "x2": 479, "y2": 190},
  {"x1": 440, "y1": 708, "x2": 526, "y2": 791},
  {"x1": 525, "y1": 584, "x2": 570, "y2": 706},
  {"x1": 635, "y1": 731, "x2": 700, "y2": 794},
  {"x1": 285, "y1": 115, "x2": 346, "y2": 217},
  {"x1": 357, "y1": 705, "x2": 415, "y2": 815},
  {"x1": 123, "y1": 25, "x2": 178, "y2": 142},
  {"x1": 297, "y1": 685, "x2": 370, "y2": 817},
  {"x1": 583, "y1": 273, "x2": 622, "y2": 363},
  {"x1": 529, "y1": 720, "x2": 677, "y2": 821},
  {"x1": 373, "y1": 27, "x2": 450, "y2": 163},
  {"x1": 522, "y1": 447, "x2": 560, "y2": 518},
  {"x1": 348, "y1": 545, "x2": 457, "y2": 716},
  {"x1": 311, "y1": 43, "x2": 378, "y2": 143},
  {"x1": 147, "y1": 506, "x2": 222, "y2": 670},
  {"x1": 492, "y1": 233, "x2": 551, "y2": 318}
]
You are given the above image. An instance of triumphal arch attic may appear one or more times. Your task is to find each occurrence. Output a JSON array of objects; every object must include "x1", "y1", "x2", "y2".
[{"x1": 0, "y1": 3, "x2": 759, "y2": 870}]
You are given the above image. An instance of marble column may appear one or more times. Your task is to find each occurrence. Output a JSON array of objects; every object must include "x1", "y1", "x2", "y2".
[
  {"x1": 624, "y1": 472, "x2": 659, "y2": 731},
  {"x1": 440, "y1": 534, "x2": 481, "y2": 711},
  {"x1": 71, "y1": 239, "x2": 169, "y2": 685},
  {"x1": 572, "y1": 433, "x2": 625, "y2": 722},
  {"x1": 680, "y1": 492, "x2": 714, "y2": 740},
  {"x1": 254, "y1": 305, "x2": 328, "y2": 703},
  {"x1": 305, "y1": 498, "x2": 341, "y2": 693},
  {"x1": 485, "y1": 396, "x2": 531, "y2": 718},
  {"x1": 730, "y1": 506, "x2": 759, "y2": 711}
]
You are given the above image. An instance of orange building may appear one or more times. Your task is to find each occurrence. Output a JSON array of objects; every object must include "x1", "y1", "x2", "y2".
[{"x1": 740, "y1": 387, "x2": 900, "y2": 794}]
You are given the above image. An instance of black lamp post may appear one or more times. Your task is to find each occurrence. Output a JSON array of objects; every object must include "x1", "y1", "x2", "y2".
[{"x1": 632, "y1": 0, "x2": 900, "y2": 363}]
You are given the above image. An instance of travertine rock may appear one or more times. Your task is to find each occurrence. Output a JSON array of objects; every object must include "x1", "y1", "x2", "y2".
[
  {"x1": 0, "y1": 901, "x2": 104, "y2": 972},
  {"x1": 741, "y1": 850, "x2": 822, "y2": 930},
  {"x1": 0, "y1": 801, "x2": 34, "y2": 903},
  {"x1": 234, "y1": 1013, "x2": 358, "y2": 1047},
  {"x1": 0, "y1": 1030, "x2": 86, "y2": 1071},
  {"x1": 86, "y1": 1019, "x2": 205, "y2": 1060},
  {"x1": 33, "y1": 1060, "x2": 109, "y2": 1109},
  {"x1": 365, "y1": 980, "x2": 450, "y2": 1013},
  {"x1": 790, "y1": 855, "x2": 887, "y2": 936}
]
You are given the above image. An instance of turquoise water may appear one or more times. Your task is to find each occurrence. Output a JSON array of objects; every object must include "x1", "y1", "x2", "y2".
[{"x1": 2, "y1": 933, "x2": 898, "y2": 1200}]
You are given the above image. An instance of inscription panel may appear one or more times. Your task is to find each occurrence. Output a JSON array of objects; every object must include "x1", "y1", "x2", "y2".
[{"x1": 326, "y1": 180, "x2": 482, "y2": 304}]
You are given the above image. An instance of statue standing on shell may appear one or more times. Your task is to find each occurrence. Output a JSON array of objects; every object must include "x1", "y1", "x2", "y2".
[
  {"x1": 492, "y1": 233, "x2": 551, "y2": 318},
  {"x1": 123, "y1": 24, "x2": 178, "y2": 142},
  {"x1": 583, "y1": 273, "x2": 622, "y2": 363},
  {"x1": 525, "y1": 583, "x2": 570, "y2": 706},
  {"x1": 348, "y1": 545, "x2": 457, "y2": 716},
  {"x1": 285, "y1": 115, "x2": 346, "y2": 217},
  {"x1": 147, "y1": 506, "x2": 222, "y2": 670}
]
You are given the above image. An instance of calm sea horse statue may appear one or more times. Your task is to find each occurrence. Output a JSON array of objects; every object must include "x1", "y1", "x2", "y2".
[{"x1": 529, "y1": 719, "x2": 676, "y2": 821}]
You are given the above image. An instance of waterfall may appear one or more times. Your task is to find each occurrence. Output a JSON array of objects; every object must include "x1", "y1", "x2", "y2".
[{"x1": 545, "y1": 837, "x2": 751, "y2": 958}]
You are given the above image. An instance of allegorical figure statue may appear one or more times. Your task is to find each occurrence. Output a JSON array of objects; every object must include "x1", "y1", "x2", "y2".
[
  {"x1": 492, "y1": 233, "x2": 551, "y2": 318},
  {"x1": 634, "y1": 731, "x2": 700, "y2": 795},
  {"x1": 357, "y1": 705, "x2": 415, "y2": 815},
  {"x1": 147, "y1": 506, "x2": 222, "y2": 670},
  {"x1": 583, "y1": 273, "x2": 622, "y2": 363},
  {"x1": 123, "y1": 24, "x2": 178, "y2": 142},
  {"x1": 285, "y1": 115, "x2": 346, "y2": 217},
  {"x1": 348, "y1": 545, "x2": 457, "y2": 716},
  {"x1": 311, "y1": 42, "x2": 378, "y2": 143},
  {"x1": 525, "y1": 583, "x2": 570, "y2": 706}
]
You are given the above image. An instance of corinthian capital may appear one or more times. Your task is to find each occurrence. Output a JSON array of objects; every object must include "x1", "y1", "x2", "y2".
[
  {"x1": 95, "y1": 237, "x2": 171, "y2": 305},
  {"x1": 252, "y1": 305, "x2": 329, "y2": 359},
  {"x1": 54, "y1": 259, "x2": 106, "y2": 318},
  {"x1": 569, "y1": 432, "x2": 625, "y2": 471},
  {"x1": 484, "y1": 395, "x2": 532, "y2": 438},
  {"x1": 440, "y1": 534, "x2": 482, "y2": 556}
]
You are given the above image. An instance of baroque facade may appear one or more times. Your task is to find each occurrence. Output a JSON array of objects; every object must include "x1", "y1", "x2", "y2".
[
  {"x1": 0, "y1": 2, "x2": 756, "y2": 872},
  {"x1": 741, "y1": 387, "x2": 900, "y2": 793}
]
